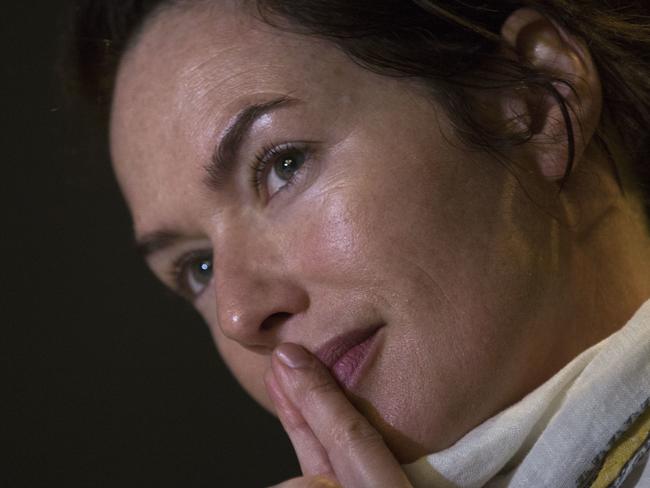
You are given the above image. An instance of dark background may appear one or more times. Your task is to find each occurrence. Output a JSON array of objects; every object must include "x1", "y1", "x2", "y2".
[{"x1": 4, "y1": 3, "x2": 298, "y2": 486}]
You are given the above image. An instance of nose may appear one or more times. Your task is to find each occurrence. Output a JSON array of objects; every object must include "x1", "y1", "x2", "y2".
[{"x1": 212, "y1": 221, "x2": 309, "y2": 352}]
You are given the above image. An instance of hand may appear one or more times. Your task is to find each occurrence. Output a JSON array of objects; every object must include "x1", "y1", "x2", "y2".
[{"x1": 264, "y1": 343, "x2": 413, "y2": 488}]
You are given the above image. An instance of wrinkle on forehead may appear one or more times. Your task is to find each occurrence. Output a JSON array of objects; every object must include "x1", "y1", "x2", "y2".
[{"x1": 114, "y1": 1, "x2": 354, "y2": 141}]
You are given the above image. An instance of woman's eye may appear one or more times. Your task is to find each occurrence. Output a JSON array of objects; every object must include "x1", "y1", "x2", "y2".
[
  {"x1": 268, "y1": 149, "x2": 306, "y2": 195},
  {"x1": 173, "y1": 252, "x2": 213, "y2": 299},
  {"x1": 252, "y1": 144, "x2": 309, "y2": 198}
]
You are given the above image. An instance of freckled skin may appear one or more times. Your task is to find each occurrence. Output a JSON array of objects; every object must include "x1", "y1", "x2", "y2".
[{"x1": 110, "y1": 2, "x2": 650, "y2": 462}]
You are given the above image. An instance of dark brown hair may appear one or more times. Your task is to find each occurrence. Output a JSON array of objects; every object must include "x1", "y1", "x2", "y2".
[{"x1": 68, "y1": 0, "x2": 650, "y2": 222}]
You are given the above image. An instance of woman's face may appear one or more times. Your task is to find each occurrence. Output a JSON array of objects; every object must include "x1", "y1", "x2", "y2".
[{"x1": 111, "y1": 2, "x2": 563, "y2": 461}]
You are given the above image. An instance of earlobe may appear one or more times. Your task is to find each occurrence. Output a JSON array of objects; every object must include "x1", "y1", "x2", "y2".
[{"x1": 499, "y1": 8, "x2": 602, "y2": 182}]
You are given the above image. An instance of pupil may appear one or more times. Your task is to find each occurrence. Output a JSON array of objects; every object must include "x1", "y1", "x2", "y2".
[
  {"x1": 276, "y1": 151, "x2": 304, "y2": 180},
  {"x1": 193, "y1": 259, "x2": 212, "y2": 282},
  {"x1": 281, "y1": 157, "x2": 295, "y2": 176}
]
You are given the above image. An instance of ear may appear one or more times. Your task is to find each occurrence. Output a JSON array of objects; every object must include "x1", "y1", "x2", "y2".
[{"x1": 499, "y1": 8, "x2": 602, "y2": 182}]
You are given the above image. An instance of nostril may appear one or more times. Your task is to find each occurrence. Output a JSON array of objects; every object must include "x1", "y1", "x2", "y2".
[{"x1": 260, "y1": 312, "x2": 292, "y2": 331}]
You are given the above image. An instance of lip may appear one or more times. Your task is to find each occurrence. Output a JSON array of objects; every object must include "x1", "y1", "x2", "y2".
[{"x1": 314, "y1": 324, "x2": 384, "y2": 389}]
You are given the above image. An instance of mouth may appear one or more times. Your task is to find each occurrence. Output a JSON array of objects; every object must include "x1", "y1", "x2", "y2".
[{"x1": 314, "y1": 324, "x2": 384, "y2": 389}]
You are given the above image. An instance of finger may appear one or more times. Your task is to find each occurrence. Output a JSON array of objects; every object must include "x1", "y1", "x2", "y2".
[
  {"x1": 264, "y1": 368, "x2": 335, "y2": 478},
  {"x1": 268, "y1": 475, "x2": 341, "y2": 488},
  {"x1": 272, "y1": 343, "x2": 412, "y2": 488}
]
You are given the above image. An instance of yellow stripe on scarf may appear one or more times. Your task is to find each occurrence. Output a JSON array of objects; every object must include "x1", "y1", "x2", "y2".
[{"x1": 590, "y1": 407, "x2": 650, "y2": 488}]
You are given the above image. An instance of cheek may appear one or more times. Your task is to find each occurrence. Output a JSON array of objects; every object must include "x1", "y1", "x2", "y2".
[{"x1": 291, "y1": 183, "x2": 386, "y2": 289}]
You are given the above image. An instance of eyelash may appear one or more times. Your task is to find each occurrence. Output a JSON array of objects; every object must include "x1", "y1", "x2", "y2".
[{"x1": 249, "y1": 141, "x2": 310, "y2": 197}]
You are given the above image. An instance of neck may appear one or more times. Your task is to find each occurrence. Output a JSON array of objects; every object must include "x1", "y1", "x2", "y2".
[{"x1": 550, "y1": 144, "x2": 650, "y2": 366}]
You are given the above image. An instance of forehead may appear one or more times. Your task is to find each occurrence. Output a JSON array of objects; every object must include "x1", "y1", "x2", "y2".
[{"x1": 109, "y1": 2, "x2": 363, "y2": 234}]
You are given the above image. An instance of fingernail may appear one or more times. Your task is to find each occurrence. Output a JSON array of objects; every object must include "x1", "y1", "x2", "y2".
[{"x1": 275, "y1": 343, "x2": 311, "y2": 369}]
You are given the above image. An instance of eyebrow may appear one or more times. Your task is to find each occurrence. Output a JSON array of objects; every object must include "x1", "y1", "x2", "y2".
[
  {"x1": 135, "y1": 229, "x2": 185, "y2": 259},
  {"x1": 134, "y1": 96, "x2": 300, "y2": 260},
  {"x1": 203, "y1": 95, "x2": 300, "y2": 192}
]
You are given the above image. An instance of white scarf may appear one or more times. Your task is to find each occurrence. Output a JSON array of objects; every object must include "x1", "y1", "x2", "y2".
[{"x1": 403, "y1": 299, "x2": 650, "y2": 488}]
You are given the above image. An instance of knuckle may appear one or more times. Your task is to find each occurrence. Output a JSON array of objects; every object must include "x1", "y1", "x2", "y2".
[
  {"x1": 302, "y1": 377, "x2": 339, "y2": 408},
  {"x1": 333, "y1": 415, "x2": 383, "y2": 450}
]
